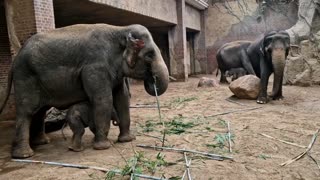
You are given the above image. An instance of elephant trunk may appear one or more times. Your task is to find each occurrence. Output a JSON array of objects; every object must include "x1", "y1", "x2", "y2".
[
  {"x1": 271, "y1": 48, "x2": 286, "y2": 97},
  {"x1": 144, "y1": 56, "x2": 169, "y2": 96}
]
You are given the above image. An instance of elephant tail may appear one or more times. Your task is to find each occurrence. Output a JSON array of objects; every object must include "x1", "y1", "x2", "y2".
[{"x1": 0, "y1": 67, "x2": 13, "y2": 114}]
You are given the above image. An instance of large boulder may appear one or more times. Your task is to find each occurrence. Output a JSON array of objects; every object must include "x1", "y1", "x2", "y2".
[{"x1": 229, "y1": 75, "x2": 260, "y2": 99}]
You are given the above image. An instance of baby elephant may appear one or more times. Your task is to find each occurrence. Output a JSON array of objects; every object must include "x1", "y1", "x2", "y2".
[
  {"x1": 66, "y1": 102, "x2": 126, "y2": 152},
  {"x1": 226, "y1": 68, "x2": 247, "y2": 81}
]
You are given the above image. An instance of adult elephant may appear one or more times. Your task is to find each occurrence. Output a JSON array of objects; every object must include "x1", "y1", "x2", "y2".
[
  {"x1": 247, "y1": 31, "x2": 290, "y2": 104},
  {"x1": 216, "y1": 41, "x2": 254, "y2": 83},
  {"x1": 0, "y1": 24, "x2": 169, "y2": 158}
]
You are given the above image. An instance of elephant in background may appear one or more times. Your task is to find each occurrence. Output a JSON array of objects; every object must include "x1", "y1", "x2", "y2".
[
  {"x1": 0, "y1": 24, "x2": 169, "y2": 158},
  {"x1": 247, "y1": 31, "x2": 290, "y2": 104},
  {"x1": 216, "y1": 41, "x2": 254, "y2": 83},
  {"x1": 216, "y1": 31, "x2": 290, "y2": 104}
]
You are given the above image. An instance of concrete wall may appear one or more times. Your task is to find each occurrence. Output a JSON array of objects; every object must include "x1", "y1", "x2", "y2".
[
  {"x1": 205, "y1": 0, "x2": 298, "y2": 73},
  {"x1": 90, "y1": 0, "x2": 178, "y2": 24},
  {"x1": 185, "y1": 4, "x2": 201, "y2": 31}
]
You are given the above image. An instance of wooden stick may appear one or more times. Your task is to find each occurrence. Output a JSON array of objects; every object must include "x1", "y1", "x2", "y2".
[
  {"x1": 183, "y1": 152, "x2": 192, "y2": 180},
  {"x1": 153, "y1": 79, "x2": 166, "y2": 147},
  {"x1": 280, "y1": 129, "x2": 320, "y2": 166},
  {"x1": 259, "y1": 133, "x2": 307, "y2": 148},
  {"x1": 12, "y1": 159, "x2": 165, "y2": 180},
  {"x1": 205, "y1": 107, "x2": 262, "y2": 118},
  {"x1": 227, "y1": 121, "x2": 232, "y2": 153},
  {"x1": 136, "y1": 144, "x2": 233, "y2": 161},
  {"x1": 307, "y1": 153, "x2": 320, "y2": 171},
  {"x1": 130, "y1": 105, "x2": 168, "y2": 109},
  {"x1": 225, "y1": 98, "x2": 247, "y2": 106},
  {"x1": 137, "y1": 132, "x2": 168, "y2": 142}
]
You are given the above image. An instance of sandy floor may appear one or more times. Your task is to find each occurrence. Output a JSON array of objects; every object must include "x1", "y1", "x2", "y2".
[{"x1": 0, "y1": 75, "x2": 320, "y2": 180}]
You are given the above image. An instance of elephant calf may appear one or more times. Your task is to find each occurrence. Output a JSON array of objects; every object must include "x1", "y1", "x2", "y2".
[
  {"x1": 226, "y1": 68, "x2": 247, "y2": 81},
  {"x1": 66, "y1": 102, "x2": 135, "y2": 152}
]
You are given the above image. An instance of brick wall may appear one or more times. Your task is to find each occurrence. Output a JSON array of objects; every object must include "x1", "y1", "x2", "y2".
[
  {"x1": 0, "y1": 2, "x2": 11, "y2": 88},
  {"x1": 0, "y1": 0, "x2": 55, "y2": 121},
  {"x1": 0, "y1": 1, "x2": 15, "y2": 120},
  {"x1": 34, "y1": 0, "x2": 55, "y2": 32}
]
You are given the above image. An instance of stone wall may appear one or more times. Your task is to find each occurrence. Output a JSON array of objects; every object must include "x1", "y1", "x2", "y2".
[
  {"x1": 284, "y1": 32, "x2": 320, "y2": 86},
  {"x1": 205, "y1": 0, "x2": 298, "y2": 73}
]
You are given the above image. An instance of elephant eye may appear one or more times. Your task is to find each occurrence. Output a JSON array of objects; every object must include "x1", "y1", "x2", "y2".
[{"x1": 145, "y1": 50, "x2": 155, "y2": 62}]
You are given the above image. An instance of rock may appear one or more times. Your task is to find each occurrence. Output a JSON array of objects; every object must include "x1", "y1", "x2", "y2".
[
  {"x1": 229, "y1": 75, "x2": 260, "y2": 100},
  {"x1": 44, "y1": 107, "x2": 67, "y2": 133},
  {"x1": 292, "y1": 69, "x2": 312, "y2": 87},
  {"x1": 197, "y1": 77, "x2": 219, "y2": 87},
  {"x1": 283, "y1": 55, "x2": 305, "y2": 85}
]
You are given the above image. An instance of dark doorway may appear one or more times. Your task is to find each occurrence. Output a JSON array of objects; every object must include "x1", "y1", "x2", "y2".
[{"x1": 187, "y1": 32, "x2": 195, "y2": 75}]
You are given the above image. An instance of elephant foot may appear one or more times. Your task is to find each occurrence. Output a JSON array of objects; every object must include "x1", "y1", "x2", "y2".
[
  {"x1": 272, "y1": 95, "x2": 284, "y2": 100},
  {"x1": 93, "y1": 140, "x2": 111, "y2": 150},
  {"x1": 31, "y1": 134, "x2": 50, "y2": 145},
  {"x1": 118, "y1": 133, "x2": 136, "y2": 143},
  {"x1": 219, "y1": 79, "x2": 228, "y2": 84},
  {"x1": 257, "y1": 96, "x2": 268, "y2": 104},
  {"x1": 12, "y1": 145, "x2": 34, "y2": 158},
  {"x1": 68, "y1": 144, "x2": 84, "y2": 152}
]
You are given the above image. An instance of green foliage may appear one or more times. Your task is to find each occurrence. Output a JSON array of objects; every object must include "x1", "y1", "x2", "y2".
[
  {"x1": 206, "y1": 133, "x2": 235, "y2": 149},
  {"x1": 258, "y1": 154, "x2": 271, "y2": 160},
  {"x1": 105, "y1": 171, "x2": 116, "y2": 180},
  {"x1": 139, "y1": 115, "x2": 198, "y2": 135},
  {"x1": 167, "y1": 96, "x2": 198, "y2": 108},
  {"x1": 164, "y1": 116, "x2": 198, "y2": 135},
  {"x1": 106, "y1": 151, "x2": 169, "y2": 179}
]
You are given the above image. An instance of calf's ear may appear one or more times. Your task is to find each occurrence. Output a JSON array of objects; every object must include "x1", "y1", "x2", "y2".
[{"x1": 123, "y1": 32, "x2": 145, "y2": 68}]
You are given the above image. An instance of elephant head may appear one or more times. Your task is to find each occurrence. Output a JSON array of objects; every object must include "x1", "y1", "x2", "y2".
[
  {"x1": 122, "y1": 25, "x2": 169, "y2": 96},
  {"x1": 261, "y1": 30, "x2": 290, "y2": 98}
]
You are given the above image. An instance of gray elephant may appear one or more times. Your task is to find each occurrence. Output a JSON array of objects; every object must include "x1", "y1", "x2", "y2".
[
  {"x1": 248, "y1": 31, "x2": 290, "y2": 104},
  {"x1": 0, "y1": 24, "x2": 169, "y2": 158},
  {"x1": 216, "y1": 41, "x2": 253, "y2": 83},
  {"x1": 217, "y1": 31, "x2": 290, "y2": 104},
  {"x1": 226, "y1": 67, "x2": 247, "y2": 81},
  {"x1": 66, "y1": 102, "x2": 123, "y2": 152}
]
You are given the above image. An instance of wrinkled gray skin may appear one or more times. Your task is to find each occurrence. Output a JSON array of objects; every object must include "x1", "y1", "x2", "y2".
[
  {"x1": 247, "y1": 31, "x2": 290, "y2": 104},
  {"x1": 67, "y1": 102, "x2": 129, "y2": 152},
  {"x1": 216, "y1": 41, "x2": 253, "y2": 83},
  {"x1": 216, "y1": 31, "x2": 290, "y2": 104},
  {"x1": 226, "y1": 67, "x2": 247, "y2": 81},
  {"x1": 67, "y1": 78, "x2": 131, "y2": 152},
  {"x1": 0, "y1": 24, "x2": 169, "y2": 158}
]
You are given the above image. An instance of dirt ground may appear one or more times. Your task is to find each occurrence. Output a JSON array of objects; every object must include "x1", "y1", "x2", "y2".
[{"x1": 0, "y1": 75, "x2": 320, "y2": 180}]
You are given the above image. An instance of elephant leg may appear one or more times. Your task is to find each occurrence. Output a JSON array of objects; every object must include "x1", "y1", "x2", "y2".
[
  {"x1": 271, "y1": 76, "x2": 284, "y2": 100},
  {"x1": 114, "y1": 79, "x2": 135, "y2": 142},
  {"x1": 67, "y1": 114, "x2": 85, "y2": 152},
  {"x1": 257, "y1": 61, "x2": 272, "y2": 104},
  {"x1": 30, "y1": 107, "x2": 50, "y2": 145},
  {"x1": 82, "y1": 67, "x2": 112, "y2": 150},
  {"x1": 240, "y1": 49, "x2": 256, "y2": 75},
  {"x1": 219, "y1": 69, "x2": 228, "y2": 83},
  {"x1": 12, "y1": 80, "x2": 41, "y2": 158}
]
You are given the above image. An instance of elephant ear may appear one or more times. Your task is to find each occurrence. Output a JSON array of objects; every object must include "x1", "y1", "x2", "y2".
[{"x1": 123, "y1": 32, "x2": 145, "y2": 68}]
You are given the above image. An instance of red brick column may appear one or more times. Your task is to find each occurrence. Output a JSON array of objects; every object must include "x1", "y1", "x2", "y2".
[
  {"x1": 0, "y1": 0, "x2": 55, "y2": 120},
  {"x1": 168, "y1": 0, "x2": 188, "y2": 81}
]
